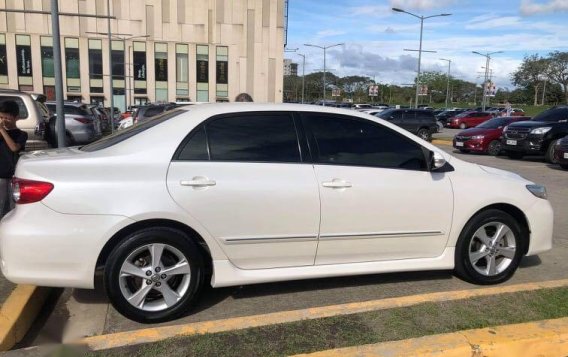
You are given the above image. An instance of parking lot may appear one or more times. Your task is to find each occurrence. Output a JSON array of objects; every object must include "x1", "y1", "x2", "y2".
[{"x1": 12, "y1": 140, "x2": 565, "y2": 348}]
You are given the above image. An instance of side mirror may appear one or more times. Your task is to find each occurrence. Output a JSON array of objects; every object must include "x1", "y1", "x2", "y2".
[{"x1": 431, "y1": 151, "x2": 447, "y2": 170}]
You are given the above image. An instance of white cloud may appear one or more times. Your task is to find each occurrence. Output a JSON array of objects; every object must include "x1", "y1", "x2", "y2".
[
  {"x1": 520, "y1": 0, "x2": 568, "y2": 15},
  {"x1": 315, "y1": 29, "x2": 346, "y2": 38},
  {"x1": 349, "y1": 5, "x2": 392, "y2": 17},
  {"x1": 389, "y1": 0, "x2": 455, "y2": 11}
]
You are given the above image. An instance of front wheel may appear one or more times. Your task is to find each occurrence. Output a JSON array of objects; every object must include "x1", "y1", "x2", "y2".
[
  {"x1": 459, "y1": 123, "x2": 467, "y2": 129},
  {"x1": 104, "y1": 227, "x2": 205, "y2": 323},
  {"x1": 545, "y1": 140, "x2": 559, "y2": 164},
  {"x1": 454, "y1": 209, "x2": 525, "y2": 285},
  {"x1": 487, "y1": 140, "x2": 502, "y2": 156}
]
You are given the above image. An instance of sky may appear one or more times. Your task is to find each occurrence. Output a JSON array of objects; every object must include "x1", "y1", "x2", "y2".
[{"x1": 285, "y1": 0, "x2": 568, "y2": 89}]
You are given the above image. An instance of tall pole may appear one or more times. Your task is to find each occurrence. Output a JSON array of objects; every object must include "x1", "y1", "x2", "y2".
[
  {"x1": 323, "y1": 47, "x2": 326, "y2": 105},
  {"x1": 473, "y1": 51, "x2": 502, "y2": 111},
  {"x1": 297, "y1": 53, "x2": 305, "y2": 104},
  {"x1": 542, "y1": 79, "x2": 547, "y2": 105},
  {"x1": 415, "y1": 17, "x2": 423, "y2": 109},
  {"x1": 51, "y1": 0, "x2": 66, "y2": 147},
  {"x1": 107, "y1": 0, "x2": 114, "y2": 133},
  {"x1": 440, "y1": 59, "x2": 451, "y2": 108}
]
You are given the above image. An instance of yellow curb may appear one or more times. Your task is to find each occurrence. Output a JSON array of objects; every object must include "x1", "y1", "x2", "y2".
[
  {"x1": 78, "y1": 278, "x2": 568, "y2": 351},
  {"x1": 432, "y1": 138, "x2": 452, "y2": 145},
  {"x1": 291, "y1": 317, "x2": 568, "y2": 357},
  {"x1": 0, "y1": 285, "x2": 51, "y2": 351}
]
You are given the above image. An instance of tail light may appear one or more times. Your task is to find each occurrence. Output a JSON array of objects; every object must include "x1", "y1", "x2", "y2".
[
  {"x1": 74, "y1": 117, "x2": 91, "y2": 124},
  {"x1": 12, "y1": 178, "x2": 54, "y2": 204}
]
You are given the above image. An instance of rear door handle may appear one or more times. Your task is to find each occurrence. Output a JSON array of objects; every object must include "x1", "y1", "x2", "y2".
[
  {"x1": 180, "y1": 177, "x2": 217, "y2": 187},
  {"x1": 322, "y1": 179, "x2": 352, "y2": 189}
]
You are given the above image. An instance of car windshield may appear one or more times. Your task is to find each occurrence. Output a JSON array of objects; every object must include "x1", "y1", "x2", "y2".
[
  {"x1": 476, "y1": 117, "x2": 511, "y2": 129},
  {"x1": 80, "y1": 109, "x2": 185, "y2": 152}
]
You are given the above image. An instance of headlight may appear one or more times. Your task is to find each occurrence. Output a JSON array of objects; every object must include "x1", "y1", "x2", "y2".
[
  {"x1": 503, "y1": 125, "x2": 509, "y2": 132},
  {"x1": 526, "y1": 184, "x2": 547, "y2": 199},
  {"x1": 530, "y1": 127, "x2": 552, "y2": 135},
  {"x1": 471, "y1": 135, "x2": 485, "y2": 140}
]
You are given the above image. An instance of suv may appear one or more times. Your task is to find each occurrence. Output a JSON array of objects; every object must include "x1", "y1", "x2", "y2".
[
  {"x1": 0, "y1": 89, "x2": 49, "y2": 150},
  {"x1": 502, "y1": 106, "x2": 568, "y2": 163},
  {"x1": 45, "y1": 102, "x2": 103, "y2": 146},
  {"x1": 375, "y1": 108, "x2": 437, "y2": 141}
]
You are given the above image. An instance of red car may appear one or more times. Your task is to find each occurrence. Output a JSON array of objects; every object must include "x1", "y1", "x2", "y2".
[
  {"x1": 447, "y1": 111, "x2": 494, "y2": 129},
  {"x1": 453, "y1": 116, "x2": 531, "y2": 155},
  {"x1": 553, "y1": 135, "x2": 568, "y2": 169}
]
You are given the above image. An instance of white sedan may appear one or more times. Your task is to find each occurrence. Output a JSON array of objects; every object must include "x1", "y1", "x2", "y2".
[{"x1": 0, "y1": 104, "x2": 553, "y2": 323}]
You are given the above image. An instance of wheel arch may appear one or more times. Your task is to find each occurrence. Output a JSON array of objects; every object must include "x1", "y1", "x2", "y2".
[{"x1": 95, "y1": 219, "x2": 213, "y2": 276}]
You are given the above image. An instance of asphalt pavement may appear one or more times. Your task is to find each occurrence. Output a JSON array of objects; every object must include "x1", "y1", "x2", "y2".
[{"x1": 10, "y1": 136, "x2": 568, "y2": 348}]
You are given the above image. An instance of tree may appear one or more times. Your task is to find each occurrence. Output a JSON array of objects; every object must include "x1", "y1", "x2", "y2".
[
  {"x1": 511, "y1": 54, "x2": 549, "y2": 106},
  {"x1": 547, "y1": 51, "x2": 568, "y2": 104}
]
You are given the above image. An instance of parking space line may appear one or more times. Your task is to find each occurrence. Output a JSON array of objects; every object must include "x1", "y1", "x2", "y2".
[
  {"x1": 78, "y1": 278, "x2": 568, "y2": 351},
  {"x1": 0, "y1": 285, "x2": 51, "y2": 351},
  {"x1": 291, "y1": 317, "x2": 568, "y2": 357}
]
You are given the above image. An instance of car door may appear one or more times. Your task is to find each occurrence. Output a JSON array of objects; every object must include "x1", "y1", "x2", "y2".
[
  {"x1": 167, "y1": 112, "x2": 321, "y2": 269},
  {"x1": 300, "y1": 112, "x2": 454, "y2": 265}
]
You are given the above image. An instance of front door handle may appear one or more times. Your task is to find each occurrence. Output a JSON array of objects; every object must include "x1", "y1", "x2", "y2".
[
  {"x1": 180, "y1": 177, "x2": 217, "y2": 187},
  {"x1": 322, "y1": 179, "x2": 352, "y2": 189}
]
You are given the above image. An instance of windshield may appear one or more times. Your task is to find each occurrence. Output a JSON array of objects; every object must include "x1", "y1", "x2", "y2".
[
  {"x1": 476, "y1": 117, "x2": 511, "y2": 129},
  {"x1": 81, "y1": 109, "x2": 185, "y2": 152}
]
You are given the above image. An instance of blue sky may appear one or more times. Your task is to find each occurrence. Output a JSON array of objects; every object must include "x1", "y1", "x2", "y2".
[{"x1": 286, "y1": 0, "x2": 568, "y2": 89}]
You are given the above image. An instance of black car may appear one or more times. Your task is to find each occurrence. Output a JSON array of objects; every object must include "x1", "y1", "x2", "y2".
[
  {"x1": 375, "y1": 108, "x2": 437, "y2": 141},
  {"x1": 501, "y1": 106, "x2": 568, "y2": 163}
]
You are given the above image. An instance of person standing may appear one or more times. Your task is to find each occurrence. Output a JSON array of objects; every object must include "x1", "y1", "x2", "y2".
[
  {"x1": 505, "y1": 101, "x2": 512, "y2": 117},
  {"x1": 235, "y1": 93, "x2": 253, "y2": 102},
  {"x1": 0, "y1": 101, "x2": 28, "y2": 218}
]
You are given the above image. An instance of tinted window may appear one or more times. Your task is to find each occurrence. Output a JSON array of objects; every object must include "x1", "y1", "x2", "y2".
[
  {"x1": 0, "y1": 96, "x2": 29, "y2": 118},
  {"x1": 142, "y1": 106, "x2": 166, "y2": 118},
  {"x1": 177, "y1": 126, "x2": 209, "y2": 160},
  {"x1": 303, "y1": 114, "x2": 427, "y2": 170},
  {"x1": 206, "y1": 113, "x2": 300, "y2": 163},
  {"x1": 532, "y1": 107, "x2": 568, "y2": 122}
]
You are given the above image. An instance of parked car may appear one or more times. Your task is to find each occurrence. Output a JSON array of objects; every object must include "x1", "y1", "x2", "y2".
[
  {"x1": 353, "y1": 103, "x2": 374, "y2": 111},
  {"x1": 553, "y1": 135, "x2": 568, "y2": 169},
  {"x1": 447, "y1": 111, "x2": 494, "y2": 129},
  {"x1": 0, "y1": 104, "x2": 553, "y2": 323},
  {"x1": 453, "y1": 116, "x2": 530, "y2": 155},
  {"x1": 436, "y1": 109, "x2": 468, "y2": 129},
  {"x1": 0, "y1": 89, "x2": 49, "y2": 150},
  {"x1": 45, "y1": 102, "x2": 103, "y2": 146},
  {"x1": 132, "y1": 104, "x2": 179, "y2": 125},
  {"x1": 374, "y1": 108, "x2": 437, "y2": 141},
  {"x1": 502, "y1": 106, "x2": 568, "y2": 163},
  {"x1": 89, "y1": 105, "x2": 110, "y2": 133}
]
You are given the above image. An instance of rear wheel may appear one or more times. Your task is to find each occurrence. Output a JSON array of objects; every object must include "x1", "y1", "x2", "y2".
[
  {"x1": 459, "y1": 123, "x2": 467, "y2": 129},
  {"x1": 104, "y1": 227, "x2": 205, "y2": 323},
  {"x1": 487, "y1": 140, "x2": 502, "y2": 156},
  {"x1": 544, "y1": 140, "x2": 559, "y2": 164},
  {"x1": 506, "y1": 151, "x2": 524, "y2": 160},
  {"x1": 455, "y1": 209, "x2": 525, "y2": 285}
]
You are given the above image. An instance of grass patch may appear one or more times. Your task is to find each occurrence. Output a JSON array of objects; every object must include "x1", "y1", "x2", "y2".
[{"x1": 85, "y1": 287, "x2": 568, "y2": 357}]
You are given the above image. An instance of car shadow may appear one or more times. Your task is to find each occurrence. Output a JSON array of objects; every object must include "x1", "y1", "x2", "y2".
[{"x1": 519, "y1": 255, "x2": 542, "y2": 268}]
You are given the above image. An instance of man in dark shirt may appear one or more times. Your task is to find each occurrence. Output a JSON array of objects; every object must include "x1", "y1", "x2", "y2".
[{"x1": 0, "y1": 100, "x2": 28, "y2": 218}]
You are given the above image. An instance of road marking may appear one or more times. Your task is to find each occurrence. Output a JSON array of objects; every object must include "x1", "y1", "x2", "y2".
[
  {"x1": 292, "y1": 317, "x2": 568, "y2": 357},
  {"x1": 0, "y1": 285, "x2": 51, "y2": 351},
  {"x1": 78, "y1": 278, "x2": 568, "y2": 351},
  {"x1": 432, "y1": 139, "x2": 452, "y2": 145}
]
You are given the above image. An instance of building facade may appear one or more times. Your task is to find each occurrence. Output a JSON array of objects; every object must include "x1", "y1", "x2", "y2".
[{"x1": 0, "y1": 0, "x2": 286, "y2": 110}]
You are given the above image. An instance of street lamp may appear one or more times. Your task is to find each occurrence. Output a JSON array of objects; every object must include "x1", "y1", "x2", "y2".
[
  {"x1": 296, "y1": 53, "x2": 306, "y2": 104},
  {"x1": 304, "y1": 42, "x2": 344, "y2": 106},
  {"x1": 472, "y1": 50, "x2": 503, "y2": 111},
  {"x1": 439, "y1": 58, "x2": 451, "y2": 109},
  {"x1": 392, "y1": 8, "x2": 451, "y2": 109}
]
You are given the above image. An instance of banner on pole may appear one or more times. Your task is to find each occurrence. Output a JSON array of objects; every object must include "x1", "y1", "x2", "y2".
[
  {"x1": 368, "y1": 85, "x2": 379, "y2": 97},
  {"x1": 418, "y1": 84, "x2": 428, "y2": 96},
  {"x1": 484, "y1": 82, "x2": 497, "y2": 97},
  {"x1": 331, "y1": 88, "x2": 341, "y2": 97}
]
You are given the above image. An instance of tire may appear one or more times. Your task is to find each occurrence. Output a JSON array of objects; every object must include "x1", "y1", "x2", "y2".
[
  {"x1": 459, "y1": 149, "x2": 469, "y2": 153},
  {"x1": 416, "y1": 128, "x2": 431, "y2": 141},
  {"x1": 459, "y1": 122, "x2": 467, "y2": 129},
  {"x1": 436, "y1": 121, "x2": 444, "y2": 132},
  {"x1": 544, "y1": 140, "x2": 559, "y2": 164},
  {"x1": 454, "y1": 209, "x2": 526, "y2": 285},
  {"x1": 487, "y1": 140, "x2": 502, "y2": 156},
  {"x1": 561, "y1": 164, "x2": 568, "y2": 170},
  {"x1": 104, "y1": 227, "x2": 205, "y2": 323},
  {"x1": 506, "y1": 151, "x2": 523, "y2": 160}
]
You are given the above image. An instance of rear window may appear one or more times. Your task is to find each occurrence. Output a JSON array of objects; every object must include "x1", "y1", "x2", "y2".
[
  {"x1": 80, "y1": 109, "x2": 184, "y2": 152},
  {"x1": 0, "y1": 96, "x2": 29, "y2": 119}
]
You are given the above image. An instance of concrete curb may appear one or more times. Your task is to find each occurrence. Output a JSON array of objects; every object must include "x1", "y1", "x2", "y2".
[
  {"x1": 432, "y1": 138, "x2": 452, "y2": 145},
  {"x1": 77, "y1": 279, "x2": 568, "y2": 351},
  {"x1": 0, "y1": 285, "x2": 51, "y2": 351},
  {"x1": 292, "y1": 317, "x2": 568, "y2": 357}
]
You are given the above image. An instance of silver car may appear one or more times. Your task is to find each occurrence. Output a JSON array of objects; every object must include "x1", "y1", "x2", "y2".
[{"x1": 45, "y1": 102, "x2": 103, "y2": 146}]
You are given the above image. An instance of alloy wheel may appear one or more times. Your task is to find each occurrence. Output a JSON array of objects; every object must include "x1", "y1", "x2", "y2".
[{"x1": 468, "y1": 222, "x2": 516, "y2": 276}]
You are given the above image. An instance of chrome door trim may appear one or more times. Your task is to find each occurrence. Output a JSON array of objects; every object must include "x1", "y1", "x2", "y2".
[
  {"x1": 222, "y1": 235, "x2": 318, "y2": 245},
  {"x1": 319, "y1": 230, "x2": 444, "y2": 241}
]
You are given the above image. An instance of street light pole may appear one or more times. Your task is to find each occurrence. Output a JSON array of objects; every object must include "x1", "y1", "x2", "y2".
[
  {"x1": 304, "y1": 43, "x2": 343, "y2": 106},
  {"x1": 440, "y1": 58, "x2": 451, "y2": 109},
  {"x1": 472, "y1": 50, "x2": 503, "y2": 111},
  {"x1": 392, "y1": 8, "x2": 451, "y2": 109},
  {"x1": 296, "y1": 53, "x2": 306, "y2": 104},
  {"x1": 50, "y1": 0, "x2": 66, "y2": 147}
]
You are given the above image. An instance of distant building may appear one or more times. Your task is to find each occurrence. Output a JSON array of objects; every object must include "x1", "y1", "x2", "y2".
[
  {"x1": 283, "y1": 59, "x2": 298, "y2": 76},
  {"x1": 0, "y1": 0, "x2": 287, "y2": 109}
]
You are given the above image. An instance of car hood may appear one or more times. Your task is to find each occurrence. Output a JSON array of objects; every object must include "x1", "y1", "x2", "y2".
[
  {"x1": 478, "y1": 164, "x2": 529, "y2": 183},
  {"x1": 456, "y1": 128, "x2": 497, "y2": 136}
]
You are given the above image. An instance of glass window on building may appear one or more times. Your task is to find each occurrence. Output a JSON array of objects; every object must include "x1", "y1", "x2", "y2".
[
  {"x1": 155, "y1": 43, "x2": 168, "y2": 82},
  {"x1": 15, "y1": 35, "x2": 32, "y2": 77},
  {"x1": 112, "y1": 41, "x2": 125, "y2": 80},
  {"x1": 40, "y1": 37, "x2": 54, "y2": 78},
  {"x1": 196, "y1": 45, "x2": 209, "y2": 102},
  {"x1": 132, "y1": 41, "x2": 147, "y2": 96},
  {"x1": 176, "y1": 44, "x2": 189, "y2": 98},
  {"x1": 216, "y1": 46, "x2": 228, "y2": 99},
  {"x1": 0, "y1": 34, "x2": 7, "y2": 81},
  {"x1": 88, "y1": 39, "x2": 103, "y2": 80},
  {"x1": 65, "y1": 38, "x2": 80, "y2": 79}
]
